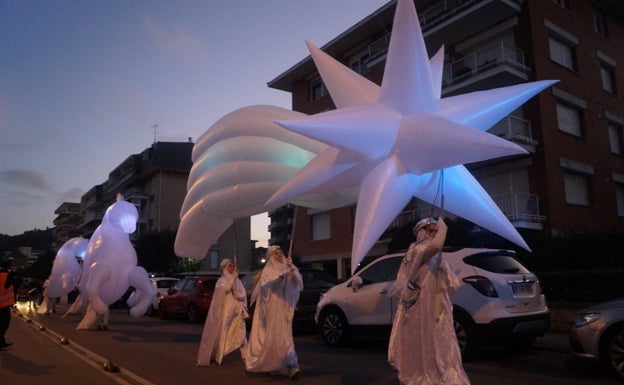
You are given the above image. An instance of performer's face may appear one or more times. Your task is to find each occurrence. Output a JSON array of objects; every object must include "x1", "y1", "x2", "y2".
[
  {"x1": 226, "y1": 262, "x2": 235, "y2": 274},
  {"x1": 272, "y1": 251, "x2": 283, "y2": 263},
  {"x1": 425, "y1": 224, "x2": 438, "y2": 239}
]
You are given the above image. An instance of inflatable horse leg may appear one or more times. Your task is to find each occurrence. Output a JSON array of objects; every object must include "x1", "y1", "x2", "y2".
[
  {"x1": 86, "y1": 262, "x2": 111, "y2": 315},
  {"x1": 127, "y1": 266, "x2": 156, "y2": 317},
  {"x1": 76, "y1": 304, "x2": 98, "y2": 330}
]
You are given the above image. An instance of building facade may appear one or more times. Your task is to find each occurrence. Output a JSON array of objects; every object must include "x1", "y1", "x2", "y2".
[
  {"x1": 52, "y1": 202, "x2": 83, "y2": 250},
  {"x1": 268, "y1": 0, "x2": 624, "y2": 279},
  {"x1": 68, "y1": 140, "x2": 250, "y2": 271},
  {"x1": 78, "y1": 141, "x2": 195, "y2": 239}
]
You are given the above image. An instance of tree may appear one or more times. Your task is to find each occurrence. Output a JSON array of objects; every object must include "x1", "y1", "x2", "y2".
[
  {"x1": 134, "y1": 230, "x2": 180, "y2": 275},
  {"x1": 27, "y1": 249, "x2": 55, "y2": 280}
]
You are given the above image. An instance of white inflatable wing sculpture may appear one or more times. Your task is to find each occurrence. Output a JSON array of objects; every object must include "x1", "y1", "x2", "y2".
[
  {"x1": 175, "y1": 105, "x2": 330, "y2": 260},
  {"x1": 271, "y1": 0, "x2": 556, "y2": 273}
]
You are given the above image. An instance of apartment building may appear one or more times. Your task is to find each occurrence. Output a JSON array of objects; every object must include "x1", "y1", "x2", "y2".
[
  {"x1": 268, "y1": 0, "x2": 624, "y2": 279},
  {"x1": 74, "y1": 140, "x2": 251, "y2": 270},
  {"x1": 78, "y1": 141, "x2": 194, "y2": 238},
  {"x1": 52, "y1": 202, "x2": 82, "y2": 250}
]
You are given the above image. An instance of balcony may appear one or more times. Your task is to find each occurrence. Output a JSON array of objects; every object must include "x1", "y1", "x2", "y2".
[
  {"x1": 492, "y1": 192, "x2": 545, "y2": 229},
  {"x1": 417, "y1": 0, "x2": 522, "y2": 50},
  {"x1": 488, "y1": 116, "x2": 537, "y2": 152},
  {"x1": 390, "y1": 192, "x2": 544, "y2": 231},
  {"x1": 442, "y1": 41, "x2": 530, "y2": 95},
  {"x1": 78, "y1": 211, "x2": 104, "y2": 228}
]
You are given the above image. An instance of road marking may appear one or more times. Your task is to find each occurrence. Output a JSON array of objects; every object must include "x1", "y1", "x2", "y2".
[{"x1": 13, "y1": 308, "x2": 157, "y2": 385}]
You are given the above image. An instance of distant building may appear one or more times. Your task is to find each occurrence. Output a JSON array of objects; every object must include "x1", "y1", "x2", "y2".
[
  {"x1": 9, "y1": 246, "x2": 45, "y2": 271},
  {"x1": 268, "y1": 0, "x2": 624, "y2": 279},
  {"x1": 52, "y1": 202, "x2": 83, "y2": 250},
  {"x1": 75, "y1": 140, "x2": 251, "y2": 271}
]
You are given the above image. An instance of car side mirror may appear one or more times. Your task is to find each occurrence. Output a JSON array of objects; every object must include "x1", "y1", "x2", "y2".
[{"x1": 351, "y1": 276, "x2": 363, "y2": 292}]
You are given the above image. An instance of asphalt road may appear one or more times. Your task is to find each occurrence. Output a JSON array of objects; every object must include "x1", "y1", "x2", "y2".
[{"x1": 2, "y1": 302, "x2": 621, "y2": 385}]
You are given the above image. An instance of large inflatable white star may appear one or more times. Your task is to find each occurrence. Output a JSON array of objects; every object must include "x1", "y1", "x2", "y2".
[{"x1": 269, "y1": 0, "x2": 557, "y2": 272}]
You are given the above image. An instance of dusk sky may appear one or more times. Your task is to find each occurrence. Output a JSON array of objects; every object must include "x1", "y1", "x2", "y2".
[{"x1": 0, "y1": 0, "x2": 388, "y2": 245}]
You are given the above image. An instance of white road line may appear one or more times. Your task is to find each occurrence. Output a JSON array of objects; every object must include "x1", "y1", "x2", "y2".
[{"x1": 14, "y1": 309, "x2": 157, "y2": 385}]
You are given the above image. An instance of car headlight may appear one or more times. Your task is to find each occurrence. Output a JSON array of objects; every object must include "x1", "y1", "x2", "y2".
[{"x1": 572, "y1": 312, "x2": 601, "y2": 327}]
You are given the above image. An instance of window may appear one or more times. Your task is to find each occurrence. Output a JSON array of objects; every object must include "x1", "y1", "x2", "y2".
[
  {"x1": 350, "y1": 51, "x2": 370, "y2": 75},
  {"x1": 609, "y1": 124, "x2": 622, "y2": 154},
  {"x1": 600, "y1": 64, "x2": 616, "y2": 94},
  {"x1": 309, "y1": 78, "x2": 327, "y2": 101},
  {"x1": 358, "y1": 256, "x2": 402, "y2": 284},
  {"x1": 616, "y1": 184, "x2": 624, "y2": 217},
  {"x1": 463, "y1": 252, "x2": 529, "y2": 274},
  {"x1": 594, "y1": 9, "x2": 608, "y2": 37},
  {"x1": 311, "y1": 212, "x2": 330, "y2": 240},
  {"x1": 598, "y1": 52, "x2": 617, "y2": 94},
  {"x1": 556, "y1": 102, "x2": 583, "y2": 137},
  {"x1": 549, "y1": 37, "x2": 575, "y2": 70},
  {"x1": 545, "y1": 20, "x2": 577, "y2": 71},
  {"x1": 552, "y1": 0, "x2": 569, "y2": 9},
  {"x1": 564, "y1": 172, "x2": 590, "y2": 206}
]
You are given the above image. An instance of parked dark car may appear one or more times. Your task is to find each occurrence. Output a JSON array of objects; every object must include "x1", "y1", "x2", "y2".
[
  {"x1": 240, "y1": 267, "x2": 336, "y2": 329},
  {"x1": 158, "y1": 275, "x2": 218, "y2": 323}
]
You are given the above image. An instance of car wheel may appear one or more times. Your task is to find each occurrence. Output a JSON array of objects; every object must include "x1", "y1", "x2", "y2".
[
  {"x1": 602, "y1": 325, "x2": 624, "y2": 380},
  {"x1": 187, "y1": 304, "x2": 199, "y2": 323},
  {"x1": 453, "y1": 311, "x2": 476, "y2": 360},
  {"x1": 319, "y1": 309, "x2": 349, "y2": 346}
]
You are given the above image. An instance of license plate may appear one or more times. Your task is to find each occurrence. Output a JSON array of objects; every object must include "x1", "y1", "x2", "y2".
[{"x1": 512, "y1": 282, "x2": 534, "y2": 295}]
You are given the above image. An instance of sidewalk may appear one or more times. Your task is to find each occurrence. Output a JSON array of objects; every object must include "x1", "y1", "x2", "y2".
[{"x1": 1, "y1": 307, "x2": 125, "y2": 385}]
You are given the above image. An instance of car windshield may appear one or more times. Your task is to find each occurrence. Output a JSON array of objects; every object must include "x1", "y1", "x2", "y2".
[
  {"x1": 358, "y1": 256, "x2": 402, "y2": 285},
  {"x1": 463, "y1": 252, "x2": 529, "y2": 274},
  {"x1": 156, "y1": 280, "x2": 178, "y2": 289}
]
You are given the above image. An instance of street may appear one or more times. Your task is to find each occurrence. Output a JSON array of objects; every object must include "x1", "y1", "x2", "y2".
[{"x1": 2, "y1": 302, "x2": 620, "y2": 385}]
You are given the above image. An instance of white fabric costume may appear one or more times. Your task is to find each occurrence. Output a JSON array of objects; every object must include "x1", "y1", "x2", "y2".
[
  {"x1": 388, "y1": 218, "x2": 470, "y2": 385},
  {"x1": 197, "y1": 259, "x2": 248, "y2": 366},
  {"x1": 245, "y1": 246, "x2": 303, "y2": 377}
]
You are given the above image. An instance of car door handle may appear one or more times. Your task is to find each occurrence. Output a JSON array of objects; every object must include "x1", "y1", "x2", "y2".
[{"x1": 379, "y1": 289, "x2": 388, "y2": 294}]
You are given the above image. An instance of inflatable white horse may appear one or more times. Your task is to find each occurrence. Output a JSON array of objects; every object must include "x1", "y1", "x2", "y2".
[
  {"x1": 77, "y1": 194, "x2": 155, "y2": 329},
  {"x1": 38, "y1": 236, "x2": 88, "y2": 314}
]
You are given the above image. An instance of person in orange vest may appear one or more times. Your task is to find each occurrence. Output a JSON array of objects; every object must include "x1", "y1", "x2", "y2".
[{"x1": 1, "y1": 259, "x2": 18, "y2": 350}]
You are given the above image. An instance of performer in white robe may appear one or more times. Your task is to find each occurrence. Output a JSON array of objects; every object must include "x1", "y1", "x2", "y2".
[
  {"x1": 388, "y1": 217, "x2": 471, "y2": 385},
  {"x1": 197, "y1": 259, "x2": 248, "y2": 366},
  {"x1": 245, "y1": 245, "x2": 303, "y2": 380}
]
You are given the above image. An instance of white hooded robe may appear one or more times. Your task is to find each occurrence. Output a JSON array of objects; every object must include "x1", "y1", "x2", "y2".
[
  {"x1": 197, "y1": 269, "x2": 248, "y2": 366},
  {"x1": 387, "y1": 219, "x2": 470, "y2": 385},
  {"x1": 245, "y1": 248, "x2": 303, "y2": 374}
]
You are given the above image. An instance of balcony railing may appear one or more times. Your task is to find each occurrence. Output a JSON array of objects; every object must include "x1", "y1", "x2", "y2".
[
  {"x1": 368, "y1": 34, "x2": 390, "y2": 64},
  {"x1": 389, "y1": 192, "x2": 544, "y2": 230},
  {"x1": 390, "y1": 207, "x2": 442, "y2": 229},
  {"x1": 488, "y1": 116, "x2": 537, "y2": 146},
  {"x1": 419, "y1": 0, "x2": 473, "y2": 28},
  {"x1": 80, "y1": 211, "x2": 104, "y2": 227},
  {"x1": 442, "y1": 41, "x2": 528, "y2": 87},
  {"x1": 418, "y1": 0, "x2": 522, "y2": 30},
  {"x1": 492, "y1": 192, "x2": 545, "y2": 223}
]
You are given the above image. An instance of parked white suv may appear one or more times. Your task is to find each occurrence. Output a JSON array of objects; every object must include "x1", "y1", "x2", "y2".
[{"x1": 315, "y1": 247, "x2": 550, "y2": 358}]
